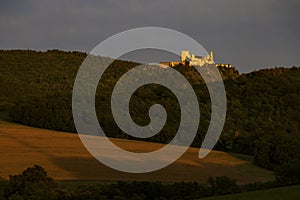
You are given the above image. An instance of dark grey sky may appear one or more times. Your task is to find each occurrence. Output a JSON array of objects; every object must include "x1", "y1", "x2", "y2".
[{"x1": 0, "y1": 0, "x2": 299, "y2": 72}]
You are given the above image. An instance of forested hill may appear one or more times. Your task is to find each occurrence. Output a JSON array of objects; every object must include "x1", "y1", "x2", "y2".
[{"x1": 0, "y1": 49, "x2": 299, "y2": 169}]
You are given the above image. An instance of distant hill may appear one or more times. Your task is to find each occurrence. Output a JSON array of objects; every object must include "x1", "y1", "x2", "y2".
[{"x1": 0, "y1": 49, "x2": 299, "y2": 169}]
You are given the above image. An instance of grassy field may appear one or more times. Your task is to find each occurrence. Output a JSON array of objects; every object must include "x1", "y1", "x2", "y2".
[
  {"x1": 201, "y1": 185, "x2": 300, "y2": 200},
  {"x1": 0, "y1": 121, "x2": 274, "y2": 184}
]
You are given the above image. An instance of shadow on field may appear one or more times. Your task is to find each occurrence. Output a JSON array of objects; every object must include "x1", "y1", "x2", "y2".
[
  {"x1": 229, "y1": 152, "x2": 253, "y2": 162},
  {"x1": 50, "y1": 154, "x2": 271, "y2": 184},
  {"x1": 50, "y1": 155, "x2": 121, "y2": 181},
  {"x1": 51, "y1": 155, "x2": 211, "y2": 182}
]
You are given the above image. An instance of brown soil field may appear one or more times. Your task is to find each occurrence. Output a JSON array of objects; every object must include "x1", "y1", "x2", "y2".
[{"x1": 0, "y1": 121, "x2": 274, "y2": 184}]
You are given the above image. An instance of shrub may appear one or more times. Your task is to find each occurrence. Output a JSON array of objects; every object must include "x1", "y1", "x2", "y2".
[
  {"x1": 275, "y1": 159, "x2": 300, "y2": 185},
  {"x1": 4, "y1": 165, "x2": 58, "y2": 200},
  {"x1": 207, "y1": 176, "x2": 241, "y2": 195}
]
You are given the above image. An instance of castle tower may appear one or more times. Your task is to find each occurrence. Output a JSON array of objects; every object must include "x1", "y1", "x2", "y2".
[
  {"x1": 181, "y1": 51, "x2": 190, "y2": 63},
  {"x1": 209, "y1": 51, "x2": 214, "y2": 62}
]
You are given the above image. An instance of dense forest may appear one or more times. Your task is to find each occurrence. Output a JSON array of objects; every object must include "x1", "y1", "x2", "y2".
[{"x1": 0, "y1": 50, "x2": 299, "y2": 169}]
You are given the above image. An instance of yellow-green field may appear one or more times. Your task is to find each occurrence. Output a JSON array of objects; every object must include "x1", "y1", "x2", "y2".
[
  {"x1": 0, "y1": 121, "x2": 274, "y2": 184},
  {"x1": 201, "y1": 185, "x2": 300, "y2": 200}
]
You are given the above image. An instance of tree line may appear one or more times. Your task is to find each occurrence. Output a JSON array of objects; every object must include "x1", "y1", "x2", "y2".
[{"x1": 1, "y1": 164, "x2": 299, "y2": 200}]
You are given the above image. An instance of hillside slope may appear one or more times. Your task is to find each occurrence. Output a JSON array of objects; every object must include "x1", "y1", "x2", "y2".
[{"x1": 0, "y1": 122, "x2": 274, "y2": 184}]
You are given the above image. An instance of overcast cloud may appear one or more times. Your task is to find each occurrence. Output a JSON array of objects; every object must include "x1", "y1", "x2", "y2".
[{"x1": 0, "y1": 0, "x2": 299, "y2": 72}]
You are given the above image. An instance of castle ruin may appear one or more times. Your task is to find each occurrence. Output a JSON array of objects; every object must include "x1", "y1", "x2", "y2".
[{"x1": 160, "y1": 50, "x2": 232, "y2": 68}]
